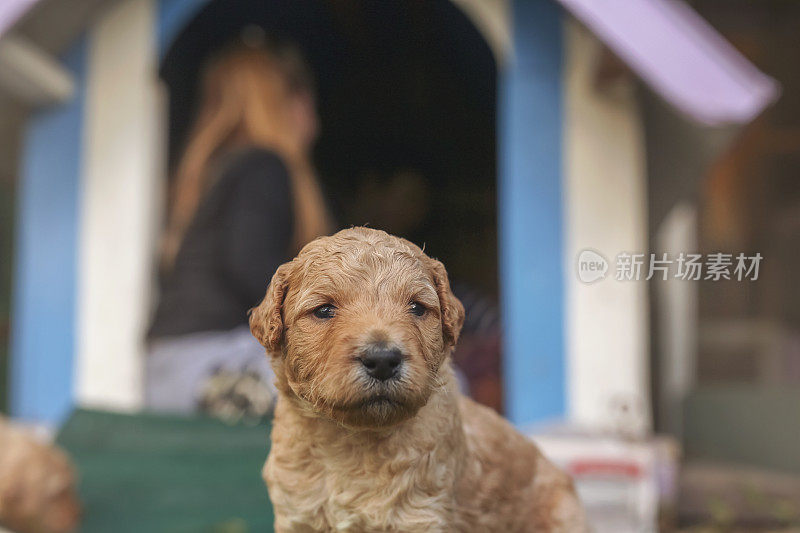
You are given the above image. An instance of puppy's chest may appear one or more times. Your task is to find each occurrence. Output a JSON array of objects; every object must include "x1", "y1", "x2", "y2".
[{"x1": 267, "y1": 444, "x2": 457, "y2": 532}]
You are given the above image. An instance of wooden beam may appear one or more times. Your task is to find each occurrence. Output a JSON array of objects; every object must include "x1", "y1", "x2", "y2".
[{"x1": 0, "y1": 35, "x2": 74, "y2": 106}]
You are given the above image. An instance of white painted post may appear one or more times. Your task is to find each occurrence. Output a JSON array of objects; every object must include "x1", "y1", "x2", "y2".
[
  {"x1": 75, "y1": 0, "x2": 163, "y2": 411},
  {"x1": 563, "y1": 21, "x2": 651, "y2": 434}
]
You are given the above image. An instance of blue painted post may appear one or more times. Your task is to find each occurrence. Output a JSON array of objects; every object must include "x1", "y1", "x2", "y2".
[
  {"x1": 10, "y1": 40, "x2": 87, "y2": 423},
  {"x1": 499, "y1": 0, "x2": 565, "y2": 427}
]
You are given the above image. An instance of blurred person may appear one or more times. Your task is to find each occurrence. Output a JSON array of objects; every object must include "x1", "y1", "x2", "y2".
[{"x1": 145, "y1": 40, "x2": 333, "y2": 417}]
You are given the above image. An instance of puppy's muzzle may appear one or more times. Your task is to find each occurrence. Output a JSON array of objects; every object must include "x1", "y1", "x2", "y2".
[{"x1": 359, "y1": 344, "x2": 403, "y2": 381}]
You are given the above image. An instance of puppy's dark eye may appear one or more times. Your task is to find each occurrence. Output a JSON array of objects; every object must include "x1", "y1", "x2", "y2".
[
  {"x1": 409, "y1": 301, "x2": 426, "y2": 317},
  {"x1": 313, "y1": 304, "x2": 336, "y2": 319}
]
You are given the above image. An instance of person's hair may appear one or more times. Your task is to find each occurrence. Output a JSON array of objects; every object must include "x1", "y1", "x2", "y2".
[{"x1": 161, "y1": 42, "x2": 332, "y2": 267}]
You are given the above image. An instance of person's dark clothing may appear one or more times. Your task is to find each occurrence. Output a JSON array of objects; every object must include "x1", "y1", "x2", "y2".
[{"x1": 148, "y1": 147, "x2": 293, "y2": 339}]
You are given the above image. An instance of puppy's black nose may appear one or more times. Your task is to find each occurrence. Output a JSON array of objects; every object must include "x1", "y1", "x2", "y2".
[{"x1": 360, "y1": 346, "x2": 403, "y2": 381}]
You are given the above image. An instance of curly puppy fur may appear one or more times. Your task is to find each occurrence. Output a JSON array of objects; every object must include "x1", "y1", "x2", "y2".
[
  {"x1": 0, "y1": 417, "x2": 81, "y2": 533},
  {"x1": 250, "y1": 227, "x2": 586, "y2": 532}
]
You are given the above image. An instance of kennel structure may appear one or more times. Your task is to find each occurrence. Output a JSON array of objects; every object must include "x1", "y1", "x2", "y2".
[{"x1": 1, "y1": 0, "x2": 775, "y2": 431}]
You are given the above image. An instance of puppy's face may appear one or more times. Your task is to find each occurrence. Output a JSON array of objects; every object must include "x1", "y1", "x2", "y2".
[{"x1": 250, "y1": 228, "x2": 464, "y2": 428}]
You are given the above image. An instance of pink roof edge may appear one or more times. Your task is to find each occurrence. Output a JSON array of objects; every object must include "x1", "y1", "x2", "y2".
[
  {"x1": 0, "y1": 0, "x2": 40, "y2": 40},
  {"x1": 557, "y1": 0, "x2": 779, "y2": 125}
]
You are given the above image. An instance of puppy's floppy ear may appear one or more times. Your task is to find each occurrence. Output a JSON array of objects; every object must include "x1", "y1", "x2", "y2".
[
  {"x1": 250, "y1": 262, "x2": 293, "y2": 353},
  {"x1": 427, "y1": 258, "x2": 465, "y2": 347}
]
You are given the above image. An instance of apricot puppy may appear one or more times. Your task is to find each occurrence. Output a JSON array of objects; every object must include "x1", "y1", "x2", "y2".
[
  {"x1": 0, "y1": 417, "x2": 81, "y2": 533},
  {"x1": 250, "y1": 228, "x2": 586, "y2": 532}
]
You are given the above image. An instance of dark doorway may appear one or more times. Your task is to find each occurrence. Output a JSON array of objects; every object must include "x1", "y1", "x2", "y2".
[
  {"x1": 160, "y1": 0, "x2": 502, "y2": 410},
  {"x1": 160, "y1": 0, "x2": 498, "y2": 295}
]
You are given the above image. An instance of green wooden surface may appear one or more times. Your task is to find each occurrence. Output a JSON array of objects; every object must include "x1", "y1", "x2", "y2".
[{"x1": 56, "y1": 409, "x2": 274, "y2": 532}]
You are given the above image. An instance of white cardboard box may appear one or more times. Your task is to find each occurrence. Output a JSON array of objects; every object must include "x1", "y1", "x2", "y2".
[{"x1": 530, "y1": 432, "x2": 679, "y2": 533}]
